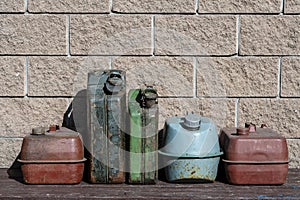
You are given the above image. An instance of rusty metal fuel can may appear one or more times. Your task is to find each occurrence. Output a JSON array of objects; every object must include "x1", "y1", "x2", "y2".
[
  {"x1": 219, "y1": 124, "x2": 289, "y2": 185},
  {"x1": 159, "y1": 113, "x2": 223, "y2": 182},
  {"x1": 86, "y1": 70, "x2": 126, "y2": 183},
  {"x1": 128, "y1": 86, "x2": 158, "y2": 184},
  {"x1": 18, "y1": 126, "x2": 86, "y2": 184}
]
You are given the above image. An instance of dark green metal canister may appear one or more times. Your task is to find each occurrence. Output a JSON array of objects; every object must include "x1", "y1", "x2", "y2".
[
  {"x1": 86, "y1": 70, "x2": 126, "y2": 183},
  {"x1": 128, "y1": 86, "x2": 158, "y2": 184}
]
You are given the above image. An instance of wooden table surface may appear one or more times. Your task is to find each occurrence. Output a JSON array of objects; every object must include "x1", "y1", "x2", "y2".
[{"x1": 0, "y1": 168, "x2": 299, "y2": 199}]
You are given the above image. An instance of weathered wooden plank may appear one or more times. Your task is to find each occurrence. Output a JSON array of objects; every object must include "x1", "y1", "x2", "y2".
[{"x1": 0, "y1": 169, "x2": 299, "y2": 199}]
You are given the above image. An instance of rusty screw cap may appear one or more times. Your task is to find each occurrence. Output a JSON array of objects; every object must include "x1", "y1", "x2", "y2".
[
  {"x1": 236, "y1": 127, "x2": 250, "y2": 135},
  {"x1": 49, "y1": 125, "x2": 59, "y2": 132},
  {"x1": 143, "y1": 86, "x2": 158, "y2": 108},
  {"x1": 31, "y1": 127, "x2": 46, "y2": 135}
]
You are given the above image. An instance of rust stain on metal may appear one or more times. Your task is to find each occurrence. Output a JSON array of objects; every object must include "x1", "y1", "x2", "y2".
[
  {"x1": 86, "y1": 70, "x2": 126, "y2": 184},
  {"x1": 220, "y1": 127, "x2": 289, "y2": 185},
  {"x1": 19, "y1": 126, "x2": 85, "y2": 184}
]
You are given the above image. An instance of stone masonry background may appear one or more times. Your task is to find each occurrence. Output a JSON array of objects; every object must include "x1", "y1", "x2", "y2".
[{"x1": 0, "y1": 0, "x2": 299, "y2": 168}]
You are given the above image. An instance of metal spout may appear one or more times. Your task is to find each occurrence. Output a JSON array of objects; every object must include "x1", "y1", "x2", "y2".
[{"x1": 142, "y1": 86, "x2": 158, "y2": 108}]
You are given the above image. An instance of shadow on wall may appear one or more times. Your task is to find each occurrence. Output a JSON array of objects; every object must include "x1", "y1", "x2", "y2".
[
  {"x1": 62, "y1": 89, "x2": 91, "y2": 182},
  {"x1": 6, "y1": 153, "x2": 23, "y2": 182},
  {"x1": 63, "y1": 89, "x2": 87, "y2": 135}
]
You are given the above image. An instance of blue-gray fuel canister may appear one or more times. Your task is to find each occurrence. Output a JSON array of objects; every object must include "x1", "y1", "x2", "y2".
[{"x1": 159, "y1": 113, "x2": 223, "y2": 183}]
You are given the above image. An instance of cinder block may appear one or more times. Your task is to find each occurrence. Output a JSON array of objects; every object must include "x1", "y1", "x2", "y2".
[
  {"x1": 155, "y1": 15, "x2": 236, "y2": 56},
  {"x1": 0, "y1": 57, "x2": 25, "y2": 96},
  {"x1": 28, "y1": 0, "x2": 110, "y2": 13},
  {"x1": 287, "y1": 139, "x2": 300, "y2": 169},
  {"x1": 70, "y1": 15, "x2": 152, "y2": 55},
  {"x1": 199, "y1": 0, "x2": 281, "y2": 13},
  {"x1": 281, "y1": 57, "x2": 300, "y2": 97},
  {"x1": 112, "y1": 0, "x2": 195, "y2": 13},
  {"x1": 159, "y1": 98, "x2": 235, "y2": 130},
  {"x1": 0, "y1": 15, "x2": 66, "y2": 55},
  {"x1": 285, "y1": 0, "x2": 300, "y2": 13},
  {"x1": 239, "y1": 98, "x2": 300, "y2": 138},
  {"x1": 197, "y1": 57, "x2": 278, "y2": 97},
  {"x1": 28, "y1": 56, "x2": 110, "y2": 96},
  {"x1": 112, "y1": 57, "x2": 194, "y2": 97},
  {"x1": 0, "y1": 98, "x2": 69, "y2": 137},
  {"x1": 240, "y1": 16, "x2": 300, "y2": 55},
  {"x1": 0, "y1": 139, "x2": 23, "y2": 168},
  {"x1": 0, "y1": 0, "x2": 24, "y2": 13}
]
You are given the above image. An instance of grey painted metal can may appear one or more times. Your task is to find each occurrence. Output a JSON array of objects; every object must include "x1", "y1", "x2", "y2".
[
  {"x1": 159, "y1": 113, "x2": 223, "y2": 183},
  {"x1": 86, "y1": 70, "x2": 126, "y2": 183}
]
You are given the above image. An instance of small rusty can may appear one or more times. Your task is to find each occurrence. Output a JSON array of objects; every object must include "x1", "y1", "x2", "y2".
[
  {"x1": 128, "y1": 86, "x2": 158, "y2": 184},
  {"x1": 219, "y1": 125, "x2": 289, "y2": 185},
  {"x1": 159, "y1": 113, "x2": 223, "y2": 183},
  {"x1": 86, "y1": 70, "x2": 126, "y2": 183},
  {"x1": 18, "y1": 126, "x2": 86, "y2": 184}
]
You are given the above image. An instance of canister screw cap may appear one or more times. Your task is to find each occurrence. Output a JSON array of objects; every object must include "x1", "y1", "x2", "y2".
[
  {"x1": 105, "y1": 71, "x2": 124, "y2": 93},
  {"x1": 107, "y1": 75, "x2": 123, "y2": 86},
  {"x1": 31, "y1": 127, "x2": 46, "y2": 135},
  {"x1": 184, "y1": 113, "x2": 201, "y2": 130},
  {"x1": 237, "y1": 127, "x2": 250, "y2": 135},
  {"x1": 49, "y1": 125, "x2": 59, "y2": 132},
  {"x1": 143, "y1": 86, "x2": 158, "y2": 108}
]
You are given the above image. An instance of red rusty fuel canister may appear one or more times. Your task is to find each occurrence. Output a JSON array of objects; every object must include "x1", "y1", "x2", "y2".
[
  {"x1": 219, "y1": 124, "x2": 289, "y2": 185},
  {"x1": 18, "y1": 126, "x2": 86, "y2": 184}
]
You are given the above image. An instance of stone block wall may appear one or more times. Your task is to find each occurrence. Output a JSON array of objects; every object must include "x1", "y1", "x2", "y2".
[{"x1": 0, "y1": 0, "x2": 299, "y2": 168}]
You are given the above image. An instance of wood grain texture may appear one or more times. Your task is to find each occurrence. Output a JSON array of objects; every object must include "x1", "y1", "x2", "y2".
[{"x1": 2, "y1": 169, "x2": 300, "y2": 199}]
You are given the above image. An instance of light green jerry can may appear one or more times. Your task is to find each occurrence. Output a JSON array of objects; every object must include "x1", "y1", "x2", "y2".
[
  {"x1": 86, "y1": 70, "x2": 126, "y2": 183},
  {"x1": 128, "y1": 86, "x2": 159, "y2": 184}
]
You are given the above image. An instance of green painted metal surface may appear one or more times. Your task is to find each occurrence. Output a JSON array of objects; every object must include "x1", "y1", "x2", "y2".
[
  {"x1": 86, "y1": 70, "x2": 126, "y2": 183},
  {"x1": 128, "y1": 87, "x2": 158, "y2": 184}
]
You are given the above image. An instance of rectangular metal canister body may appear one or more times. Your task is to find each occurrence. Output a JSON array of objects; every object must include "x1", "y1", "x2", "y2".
[
  {"x1": 219, "y1": 127, "x2": 289, "y2": 185},
  {"x1": 18, "y1": 126, "x2": 85, "y2": 184},
  {"x1": 128, "y1": 88, "x2": 158, "y2": 184},
  {"x1": 86, "y1": 70, "x2": 126, "y2": 183}
]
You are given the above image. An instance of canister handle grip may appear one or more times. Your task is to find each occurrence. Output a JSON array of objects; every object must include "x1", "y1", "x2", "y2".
[{"x1": 245, "y1": 122, "x2": 256, "y2": 133}]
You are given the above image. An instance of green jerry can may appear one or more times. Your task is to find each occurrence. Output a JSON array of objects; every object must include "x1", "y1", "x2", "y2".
[
  {"x1": 86, "y1": 70, "x2": 126, "y2": 183},
  {"x1": 128, "y1": 86, "x2": 159, "y2": 184}
]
